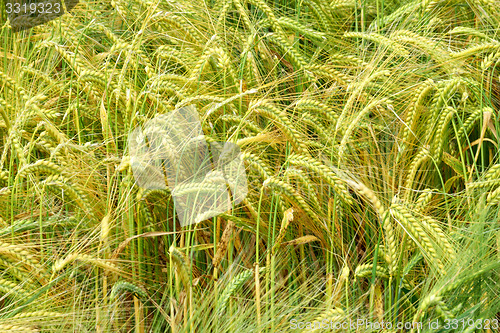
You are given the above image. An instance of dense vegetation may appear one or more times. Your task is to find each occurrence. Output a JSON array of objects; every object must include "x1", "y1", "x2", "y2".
[{"x1": 0, "y1": 0, "x2": 499, "y2": 331}]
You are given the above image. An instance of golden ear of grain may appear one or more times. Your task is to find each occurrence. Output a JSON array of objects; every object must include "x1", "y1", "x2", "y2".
[
  {"x1": 10, "y1": 310, "x2": 65, "y2": 320},
  {"x1": 212, "y1": 220, "x2": 235, "y2": 269},
  {"x1": 100, "y1": 100, "x2": 117, "y2": 152},
  {"x1": 346, "y1": 180, "x2": 385, "y2": 216},
  {"x1": 281, "y1": 235, "x2": 319, "y2": 247},
  {"x1": 0, "y1": 324, "x2": 37, "y2": 332},
  {"x1": 272, "y1": 208, "x2": 294, "y2": 253},
  {"x1": 100, "y1": 213, "x2": 110, "y2": 244},
  {"x1": 52, "y1": 254, "x2": 120, "y2": 275}
]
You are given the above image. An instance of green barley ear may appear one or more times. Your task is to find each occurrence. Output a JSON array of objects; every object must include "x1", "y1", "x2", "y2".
[
  {"x1": 430, "y1": 106, "x2": 456, "y2": 160},
  {"x1": 0, "y1": 170, "x2": 7, "y2": 186},
  {"x1": 344, "y1": 32, "x2": 410, "y2": 58},
  {"x1": 0, "y1": 324, "x2": 37, "y2": 332},
  {"x1": 263, "y1": 177, "x2": 321, "y2": 228},
  {"x1": 336, "y1": 69, "x2": 390, "y2": 135},
  {"x1": 247, "y1": 0, "x2": 284, "y2": 36},
  {"x1": 285, "y1": 167, "x2": 322, "y2": 211},
  {"x1": 470, "y1": 163, "x2": 500, "y2": 190},
  {"x1": 391, "y1": 30, "x2": 453, "y2": 74},
  {"x1": 10, "y1": 310, "x2": 65, "y2": 320},
  {"x1": 455, "y1": 107, "x2": 491, "y2": 145},
  {"x1": 302, "y1": 308, "x2": 344, "y2": 332},
  {"x1": 0, "y1": 241, "x2": 41, "y2": 271},
  {"x1": 276, "y1": 17, "x2": 326, "y2": 41},
  {"x1": 381, "y1": 210, "x2": 397, "y2": 275},
  {"x1": 216, "y1": 266, "x2": 266, "y2": 316},
  {"x1": 52, "y1": 254, "x2": 120, "y2": 275},
  {"x1": 295, "y1": 99, "x2": 339, "y2": 125},
  {"x1": 415, "y1": 189, "x2": 433, "y2": 211},
  {"x1": 302, "y1": 0, "x2": 329, "y2": 30},
  {"x1": 306, "y1": 64, "x2": 349, "y2": 85},
  {"x1": 0, "y1": 277, "x2": 30, "y2": 301},
  {"x1": 169, "y1": 245, "x2": 191, "y2": 290},
  {"x1": 338, "y1": 97, "x2": 389, "y2": 162},
  {"x1": 399, "y1": 79, "x2": 435, "y2": 154},
  {"x1": 241, "y1": 152, "x2": 272, "y2": 180},
  {"x1": 251, "y1": 101, "x2": 308, "y2": 153},
  {"x1": 355, "y1": 263, "x2": 412, "y2": 289},
  {"x1": 390, "y1": 204, "x2": 447, "y2": 275},
  {"x1": 287, "y1": 154, "x2": 352, "y2": 204},
  {"x1": 300, "y1": 113, "x2": 335, "y2": 146},
  {"x1": 17, "y1": 160, "x2": 65, "y2": 179},
  {"x1": 110, "y1": 281, "x2": 147, "y2": 301},
  {"x1": 404, "y1": 148, "x2": 430, "y2": 199},
  {"x1": 42, "y1": 175, "x2": 91, "y2": 213}
]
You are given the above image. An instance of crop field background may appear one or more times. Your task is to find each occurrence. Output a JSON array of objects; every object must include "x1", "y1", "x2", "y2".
[{"x1": 0, "y1": 0, "x2": 499, "y2": 331}]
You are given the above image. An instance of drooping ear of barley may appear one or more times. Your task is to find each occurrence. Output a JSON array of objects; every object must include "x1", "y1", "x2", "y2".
[
  {"x1": 287, "y1": 154, "x2": 351, "y2": 204},
  {"x1": 169, "y1": 245, "x2": 192, "y2": 291},
  {"x1": 216, "y1": 266, "x2": 266, "y2": 317},
  {"x1": 381, "y1": 209, "x2": 397, "y2": 275},
  {"x1": 41, "y1": 175, "x2": 92, "y2": 214},
  {"x1": 17, "y1": 160, "x2": 66, "y2": 179},
  {"x1": 0, "y1": 324, "x2": 37, "y2": 332},
  {"x1": 294, "y1": 99, "x2": 339, "y2": 126},
  {"x1": 0, "y1": 241, "x2": 42, "y2": 273},
  {"x1": 286, "y1": 167, "x2": 322, "y2": 206},
  {"x1": 250, "y1": 101, "x2": 308, "y2": 154},
  {"x1": 110, "y1": 281, "x2": 148, "y2": 301},
  {"x1": 399, "y1": 79, "x2": 435, "y2": 154},
  {"x1": 430, "y1": 106, "x2": 456, "y2": 161},
  {"x1": 263, "y1": 177, "x2": 322, "y2": 230},
  {"x1": 52, "y1": 254, "x2": 120, "y2": 275},
  {"x1": 272, "y1": 208, "x2": 294, "y2": 253},
  {"x1": 302, "y1": 307, "x2": 345, "y2": 332},
  {"x1": 426, "y1": 79, "x2": 463, "y2": 140},
  {"x1": 0, "y1": 0, "x2": 499, "y2": 329},
  {"x1": 355, "y1": 263, "x2": 412, "y2": 289},
  {"x1": 344, "y1": 32, "x2": 410, "y2": 58},
  {"x1": 455, "y1": 107, "x2": 494, "y2": 149},
  {"x1": 415, "y1": 188, "x2": 433, "y2": 211},
  {"x1": 390, "y1": 203, "x2": 447, "y2": 275},
  {"x1": 391, "y1": 30, "x2": 453, "y2": 74},
  {"x1": 339, "y1": 97, "x2": 389, "y2": 161},
  {"x1": 404, "y1": 148, "x2": 430, "y2": 199}
]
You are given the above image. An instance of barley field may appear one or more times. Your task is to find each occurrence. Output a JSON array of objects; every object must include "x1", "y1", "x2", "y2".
[{"x1": 0, "y1": 0, "x2": 499, "y2": 332}]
